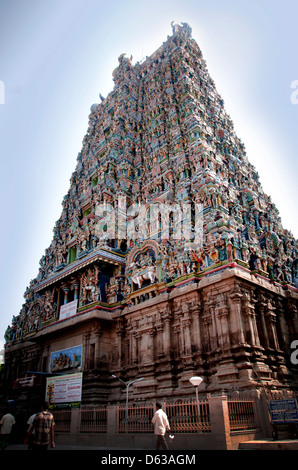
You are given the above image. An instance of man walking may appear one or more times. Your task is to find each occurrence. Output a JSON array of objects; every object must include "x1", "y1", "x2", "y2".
[
  {"x1": 24, "y1": 401, "x2": 55, "y2": 450},
  {"x1": 152, "y1": 402, "x2": 170, "y2": 450},
  {"x1": 0, "y1": 409, "x2": 15, "y2": 450}
]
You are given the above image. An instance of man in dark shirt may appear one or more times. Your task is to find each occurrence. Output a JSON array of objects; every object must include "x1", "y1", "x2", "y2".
[{"x1": 24, "y1": 402, "x2": 55, "y2": 450}]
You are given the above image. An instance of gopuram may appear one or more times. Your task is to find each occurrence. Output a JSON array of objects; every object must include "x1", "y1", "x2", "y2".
[{"x1": 2, "y1": 23, "x2": 298, "y2": 407}]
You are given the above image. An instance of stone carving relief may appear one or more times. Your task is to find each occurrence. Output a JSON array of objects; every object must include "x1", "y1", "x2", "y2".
[{"x1": 5, "y1": 22, "x2": 297, "y2": 346}]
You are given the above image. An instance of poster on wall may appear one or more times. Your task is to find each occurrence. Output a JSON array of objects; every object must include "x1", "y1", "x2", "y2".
[
  {"x1": 59, "y1": 299, "x2": 78, "y2": 321},
  {"x1": 45, "y1": 372, "x2": 83, "y2": 405},
  {"x1": 49, "y1": 345, "x2": 82, "y2": 373}
]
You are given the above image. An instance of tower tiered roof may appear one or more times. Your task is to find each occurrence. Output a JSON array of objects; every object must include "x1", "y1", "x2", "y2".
[{"x1": 4, "y1": 22, "x2": 297, "y2": 347}]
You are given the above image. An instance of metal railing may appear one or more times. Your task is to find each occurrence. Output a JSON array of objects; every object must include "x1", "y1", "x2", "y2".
[
  {"x1": 52, "y1": 410, "x2": 72, "y2": 432},
  {"x1": 51, "y1": 395, "x2": 258, "y2": 435},
  {"x1": 227, "y1": 397, "x2": 258, "y2": 431},
  {"x1": 117, "y1": 402, "x2": 154, "y2": 433},
  {"x1": 165, "y1": 399, "x2": 211, "y2": 433},
  {"x1": 117, "y1": 398, "x2": 211, "y2": 433},
  {"x1": 79, "y1": 407, "x2": 107, "y2": 433}
]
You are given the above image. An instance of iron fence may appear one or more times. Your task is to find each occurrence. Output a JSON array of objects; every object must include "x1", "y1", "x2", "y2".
[
  {"x1": 165, "y1": 399, "x2": 211, "y2": 433},
  {"x1": 117, "y1": 398, "x2": 211, "y2": 433},
  {"x1": 52, "y1": 409, "x2": 71, "y2": 432},
  {"x1": 51, "y1": 394, "x2": 258, "y2": 435},
  {"x1": 227, "y1": 397, "x2": 258, "y2": 431},
  {"x1": 117, "y1": 402, "x2": 154, "y2": 433},
  {"x1": 79, "y1": 407, "x2": 107, "y2": 433}
]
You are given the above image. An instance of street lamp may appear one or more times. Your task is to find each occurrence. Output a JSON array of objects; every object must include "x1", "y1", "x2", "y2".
[
  {"x1": 112, "y1": 375, "x2": 145, "y2": 431},
  {"x1": 189, "y1": 376, "x2": 203, "y2": 430}
]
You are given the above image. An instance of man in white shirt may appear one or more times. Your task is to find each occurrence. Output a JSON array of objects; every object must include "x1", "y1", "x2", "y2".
[
  {"x1": 26, "y1": 413, "x2": 36, "y2": 449},
  {"x1": 152, "y1": 402, "x2": 170, "y2": 450},
  {"x1": 0, "y1": 411, "x2": 16, "y2": 450}
]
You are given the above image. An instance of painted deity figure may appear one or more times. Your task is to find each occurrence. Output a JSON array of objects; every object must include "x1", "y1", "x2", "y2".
[{"x1": 80, "y1": 266, "x2": 101, "y2": 304}]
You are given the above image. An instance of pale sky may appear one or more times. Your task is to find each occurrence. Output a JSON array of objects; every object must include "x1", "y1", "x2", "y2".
[{"x1": 0, "y1": 0, "x2": 297, "y2": 348}]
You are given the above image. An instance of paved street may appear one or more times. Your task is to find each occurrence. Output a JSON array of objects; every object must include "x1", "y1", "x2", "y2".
[
  {"x1": 5, "y1": 443, "x2": 139, "y2": 450},
  {"x1": 5, "y1": 438, "x2": 298, "y2": 451}
]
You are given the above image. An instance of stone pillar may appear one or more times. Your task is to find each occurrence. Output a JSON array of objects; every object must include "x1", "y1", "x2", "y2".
[
  {"x1": 208, "y1": 393, "x2": 232, "y2": 450},
  {"x1": 209, "y1": 297, "x2": 218, "y2": 350},
  {"x1": 190, "y1": 302, "x2": 202, "y2": 353},
  {"x1": 202, "y1": 315, "x2": 212, "y2": 351},
  {"x1": 156, "y1": 323, "x2": 164, "y2": 358},
  {"x1": 181, "y1": 302, "x2": 192, "y2": 356},
  {"x1": 94, "y1": 328, "x2": 102, "y2": 369},
  {"x1": 149, "y1": 327, "x2": 157, "y2": 362},
  {"x1": 288, "y1": 300, "x2": 298, "y2": 336},
  {"x1": 173, "y1": 324, "x2": 181, "y2": 355},
  {"x1": 163, "y1": 313, "x2": 172, "y2": 359},
  {"x1": 204, "y1": 294, "x2": 218, "y2": 351},
  {"x1": 70, "y1": 408, "x2": 80, "y2": 434},
  {"x1": 252, "y1": 389, "x2": 272, "y2": 438},
  {"x1": 265, "y1": 301, "x2": 279, "y2": 350},
  {"x1": 107, "y1": 404, "x2": 118, "y2": 436},
  {"x1": 183, "y1": 318, "x2": 192, "y2": 356},
  {"x1": 276, "y1": 300, "x2": 289, "y2": 352},
  {"x1": 251, "y1": 309, "x2": 261, "y2": 348},
  {"x1": 116, "y1": 319, "x2": 124, "y2": 370},
  {"x1": 259, "y1": 302, "x2": 270, "y2": 349},
  {"x1": 242, "y1": 293, "x2": 260, "y2": 347},
  {"x1": 229, "y1": 288, "x2": 245, "y2": 345},
  {"x1": 215, "y1": 306, "x2": 230, "y2": 349},
  {"x1": 132, "y1": 331, "x2": 139, "y2": 364},
  {"x1": 176, "y1": 307, "x2": 185, "y2": 353},
  {"x1": 125, "y1": 323, "x2": 132, "y2": 366},
  {"x1": 83, "y1": 332, "x2": 91, "y2": 370}
]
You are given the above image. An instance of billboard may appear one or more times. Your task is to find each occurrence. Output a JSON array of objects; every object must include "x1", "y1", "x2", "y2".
[{"x1": 45, "y1": 372, "x2": 83, "y2": 405}]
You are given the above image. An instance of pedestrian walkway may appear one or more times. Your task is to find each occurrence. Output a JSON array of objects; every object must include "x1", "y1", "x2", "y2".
[
  {"x1": 7, "y1": 439, "x2": 298, "y2": 451},
  {"x1": 6, "y1": 443, "x2": 138, "y2": 450}
]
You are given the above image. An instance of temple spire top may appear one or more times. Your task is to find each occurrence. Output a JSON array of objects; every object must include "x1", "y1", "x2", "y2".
[{"x1": 170, "y1": 21, "x2": 192, "y2": 38}]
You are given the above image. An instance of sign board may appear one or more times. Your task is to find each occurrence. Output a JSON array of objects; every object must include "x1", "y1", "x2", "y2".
[
  {"x1": 45, "y1": 372, "x2": 83, "y2": 405},
  {"x1": 269, "y1": 399, "x2": 298, "y2": 424},
  {"x1": 59, "y1": 299, "x2": 78, "y2": 321},
  {"x1": 12, "y1": 372, "x2": 42, "y2": 389}
]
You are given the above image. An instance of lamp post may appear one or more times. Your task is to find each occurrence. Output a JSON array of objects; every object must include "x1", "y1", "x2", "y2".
[
  {"x1": 189, "y1": 376, "x2": 203, "y2": 429},
  {"x1": 112, "y1": 375, "x2": 145, "y2": 431}
]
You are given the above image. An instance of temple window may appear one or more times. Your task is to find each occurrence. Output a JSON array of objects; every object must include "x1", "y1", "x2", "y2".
[
  {"x1": 169, "y1": 212, "x2": 174, "y2": 238},
  {"x1": 83, "y1": 207, "x2": 92, "y2": 218},
  {"x1": 68, "y1": 245, "x2": 77, "y2": 264},
  {"x1": 158, "y1": 212, "x2": 162, "y2": 239},
  {"x1": 91, "y1": 176, "x2": 98, "y2": 187}
]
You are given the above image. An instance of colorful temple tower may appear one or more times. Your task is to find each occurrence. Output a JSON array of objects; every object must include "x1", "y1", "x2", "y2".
[{"x1": 2, "y1": 23, "x2": 298, "y2": 405}]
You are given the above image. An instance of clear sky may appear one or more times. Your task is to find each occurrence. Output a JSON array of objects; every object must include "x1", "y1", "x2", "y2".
[{"x1": 0, "y1": 0, "x2": 297, "y2": 349}]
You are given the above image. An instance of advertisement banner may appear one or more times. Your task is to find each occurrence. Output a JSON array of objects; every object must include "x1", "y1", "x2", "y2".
[{"x1": 45, "y1": 372, "x2": 83, "y2": 405}]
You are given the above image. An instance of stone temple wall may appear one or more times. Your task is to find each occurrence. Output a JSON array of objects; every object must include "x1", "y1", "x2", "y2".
[{"x1": 2, "y1": 23, "x2": 297, "y2": 405}]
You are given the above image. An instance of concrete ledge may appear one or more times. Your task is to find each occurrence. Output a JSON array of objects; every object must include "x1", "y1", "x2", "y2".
[
  {"x1": 55, "y1": 432, "x2": 221, "y2": 450},
  {"x1": 238, "y1": 439, "x2": 298, "y2": 450}
]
